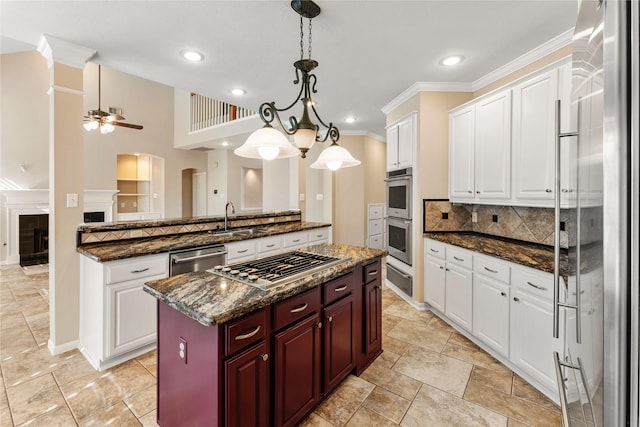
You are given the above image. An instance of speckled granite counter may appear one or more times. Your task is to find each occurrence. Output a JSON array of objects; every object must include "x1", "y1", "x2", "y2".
[
  {"x1": 143, "y1": 243, "x2": 387, "y2": 326},
  {"x1": 78, "y1": 221, "x2": 330, "y2": 262},
  {"x1": 424, "y1": 232, "x2": 569, "y2": 276}
]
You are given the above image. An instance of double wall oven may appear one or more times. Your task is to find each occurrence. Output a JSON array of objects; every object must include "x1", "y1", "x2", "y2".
[{"x1": 385, "y1": 168, "x2": 412, "y2": 265}]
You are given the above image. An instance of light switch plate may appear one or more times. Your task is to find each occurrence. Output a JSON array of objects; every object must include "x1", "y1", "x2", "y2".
[
  {"x1": 66, "y1": 193, "x2": 78, "y2": 208},
  {"x1": 299, "y1": 193, "x2": 305, "y2": 201},
  {"x1": 316, "y1": 194, "x2": 323, "y2": 201}
]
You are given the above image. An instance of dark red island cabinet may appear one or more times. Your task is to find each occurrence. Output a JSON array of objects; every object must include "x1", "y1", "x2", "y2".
[{"x1": 156, "y1": 259, "x2": 383, "y2": 427}]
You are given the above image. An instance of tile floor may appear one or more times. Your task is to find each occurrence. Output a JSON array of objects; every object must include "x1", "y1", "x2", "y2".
[{"x1": 0, "y1": 264, "x2": 561, "y2": 426}]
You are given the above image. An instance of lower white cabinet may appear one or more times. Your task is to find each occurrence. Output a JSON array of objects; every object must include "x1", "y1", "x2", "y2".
[
  {"x1": 424, "y1": 255, "x2": 445, "y2": 313},
  {"x1": 444, "y1": 264, "x2": 473, "y2": 332},
  {"x1": 473, "y1": 274, "x2": 510, "y2": 357},
  {"x1": 80, "y1": 252, "x2": 167, "y2": 370}
]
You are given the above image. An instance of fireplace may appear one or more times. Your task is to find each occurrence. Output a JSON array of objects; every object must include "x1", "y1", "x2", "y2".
[{"x1": 19, "y1": 214, "x2": 49, "y2": 266}]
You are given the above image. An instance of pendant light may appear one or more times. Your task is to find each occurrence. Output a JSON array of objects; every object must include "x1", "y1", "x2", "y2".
[{"x1": 235, "y1": 0, "x2": 360, "y2": 170}]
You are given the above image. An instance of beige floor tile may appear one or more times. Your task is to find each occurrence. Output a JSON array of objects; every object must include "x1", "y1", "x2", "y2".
[
  {"x1": 442, "y1": 342, "x2": 512, "y2": 374},
  {"x1": 470, "y1": 365, "x2": 514, "y2": 395},
  {"x1": 401, "y1": 383, "x2": 508, "y2": 427},
  {"x1": 78, "y1": 401, "x2": 140, "y2": 426},
  {"x1": 0, "y1": 290, "x2": 15, "y2": 305},
  {"x1": 393, "y1": 345, "x2": 472, "y2": 397},
  {"x1": 382, "y1": 314, "x2": 402, "y2": 336},
  {"x1": 512, "y1": 375, "x2": 559, "y2": 412},
  {"x1": 0, "y1": 313, "x2": 25, "y2": 331},
  {"x1": 387, "y1": 319, "x2": 451, "y2": 353},
  {"x1": 315, "y1": 376, "x2": 375, "y2": 427},
  {"x1": 381, "y1": 335, "x2": 409, "y2": 356},
  {"x1": 376, "y1": 349, "x2": 400, "y2": 368},
  {"x1": 464, "y1": 379, "x2": 562, "y2": 426},
  {"x1": 15, "y1": 405, "x2": 76, "y2": 427},
  {"x1": 5, "y1": 374, "x2": 67, "y2": 426},
  {"x1": 362, "y1": 386, "x2": 411, "y2": 424},
  {"x1": 0, "y1": 327, "x2": 38, "y2": 360},
  {"x1": 2, "y1": 347, "x2": 83, "y2": 387},
  {"x1": 50, "y1": 351, "x2": 101, "y2": 387},
  {"x1": 138, "y1": 409, "x2": 157, "y2": 427},
  {"x1": 383, "y1": 302, "x2": 433, "y2": 324},
  {"x1": 60, "y1": 359, "x2": 155, "y2": 421},
  {"x1": 426, "y1": 314, "x2": 456, "y2": 332},
  {"x1": 448, "y1": 331, "x2": 482, "y2": 350},
  {"x1": 360, "y1": 358, "x2": 421, "y2": 401},
  {"x1": 0, "y1": 403, "x2": 13, "y2": 427},
  {"x1": 345, "y1": 406, "x2": 398, "y2": 427},
  {"x1": 299, "y1": 412, "x2": 337, "y2": 427},
  {"x1": 136, "y1": 351, "x2": 157, "y2": 377},
  {"x1": 11, "y1": 288, "x2": 41, "y2": 302},
  {"x1": 509, "y1": 418, "x2": 532, "y2": 426},
  {"x1": 124, "y1": 384, "x2": 156, "y2": 418}
]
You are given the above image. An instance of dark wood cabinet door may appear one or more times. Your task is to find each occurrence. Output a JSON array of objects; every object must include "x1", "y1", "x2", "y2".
[
  {"x1": 225, "y1": 342, "x2": 269, "y2": 427},
  {"x1": 323, "y1": 295, "x2": 355, "y2": 392},
  {"x1": 363, "y1": 278, "x2": 383, "y2": 358},
  {"x1": 273, "y1": 313, "x2": 322, "y2": 427}
]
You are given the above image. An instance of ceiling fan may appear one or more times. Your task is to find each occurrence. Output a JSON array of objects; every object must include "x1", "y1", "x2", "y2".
[{"x1": 83, "y1": 64, "x2": 143, "y2": 133}]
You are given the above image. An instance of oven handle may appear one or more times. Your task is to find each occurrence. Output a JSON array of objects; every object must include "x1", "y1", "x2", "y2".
[
  {"x1": 172, "y1": 251, "x2": 227, "y2": 264},
  {"x1": 383, "y1": 216, "x2": 412, "y2": 224},
  {"x1": 384, "y1": 177, "x2": 410, "y2": 182}
]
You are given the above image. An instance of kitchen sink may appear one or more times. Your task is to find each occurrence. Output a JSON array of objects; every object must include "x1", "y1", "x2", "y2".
[{"x1": 209, "y1": 227, "x2": 270, "y2": 238}]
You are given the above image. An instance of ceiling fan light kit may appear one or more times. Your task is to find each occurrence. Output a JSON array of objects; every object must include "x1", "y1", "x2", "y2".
[
  {"x1": 83, "y1": 65, "x2": 143, "y2": 133},
  {"x1": 234, "y1": 0, "x2": 360, "y2": 170}
]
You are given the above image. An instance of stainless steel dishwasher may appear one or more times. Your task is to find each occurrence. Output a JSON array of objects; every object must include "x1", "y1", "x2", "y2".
[{"x1": 169, "y1": 245, "x2": 227, "y2": 276}]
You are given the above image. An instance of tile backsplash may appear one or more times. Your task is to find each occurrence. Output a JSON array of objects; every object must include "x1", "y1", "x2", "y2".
[{"x1": 423, "y1": 200, "x2": 570, "y2": 248}]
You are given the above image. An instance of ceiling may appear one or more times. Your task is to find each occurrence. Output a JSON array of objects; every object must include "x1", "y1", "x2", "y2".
[{"x1": 1, "y1": 1, "x2": 578, "y2": 141}]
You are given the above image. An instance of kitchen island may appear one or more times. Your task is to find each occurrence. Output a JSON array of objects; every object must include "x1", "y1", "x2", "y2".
[{"x1": 144, "y1": 243, "x2": 386, "y2": 427}]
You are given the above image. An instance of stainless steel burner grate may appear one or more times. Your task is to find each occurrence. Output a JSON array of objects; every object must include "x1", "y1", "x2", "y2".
[{"x1": 210, "y1": 251, "x2": 346, "y2": 289}]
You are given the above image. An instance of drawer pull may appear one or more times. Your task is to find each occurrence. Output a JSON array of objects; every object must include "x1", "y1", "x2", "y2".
[
  {"x1": 334, "y1": 285, "x2": 348, "y2": 292},
  {"x1": 234, "y1": 325, "x2": 261, "y2": 341},
  {"x1": 368, "y1": 270, "x2": 378, "y2": 276},
  {"x1": 290, "y1": 303, "x2": 309, "y2": 313},
  {"x1": 484, "y1": 266, "x2": 498, "y2": 274},
  {"x1": 430, "y1": 248, "x2": 439, "y2": 253},
  {"x1": 527, "y1": 281, "x2": 548, "y2": 291},
  {"x1": 266, "y1": 244, "x2": 275, "y2": 248},
  {"x1": 316, "y1": 234, "x2": 323, "y2": 238},
  {"x1": 237, "y1": 249, "x2": 249, "y2": 254},
  {"x1": 261, "y1": 353, "x2": 269, "y2": 362},
  {"x1": 293, "y1": 239, "x2": 301, "y2": 243},
  {"x1": 453, "y1": 256, "x2": 464, "y2": 262},
  {"x1": 130, "y1": 267, "x2": 150, "y2": 274},
  {"x1": 439, "y1": 266, "x2": 444, "y2": 270},
  {"x1": 500, "y1": 292, "x2": 507, "y2": 297},
  {"x1": 513, "y1": 297, "x2": 520, "y2": 302}
]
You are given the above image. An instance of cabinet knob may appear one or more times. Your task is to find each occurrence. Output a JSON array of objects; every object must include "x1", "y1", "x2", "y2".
[
  {"x1": 513, "y1": 297, "x2": 520, "y2": 302},
  {"x1": 476, "y1": 191, "x2": 480, "y2": 194},
  {"x1": 328, "y1": 316, "x2": 333, "y2": 323},
  {"x1": 467, "y1": 191, "x2": 472, "y2": 194},
  {"x1": 445, "y1": 268, "x2": 450, "y2": 272},
  {"x1": 545, "y1": 189, "x2": 552, "y2": 193},
  {"x1": 439, "y1": 266, "x2": 444, "y2": 270},
  {"x1": 316, "y1": 322, "x2": 323, "y2": 329},
  {"x1": 260, "y1": 353, "x2": 269, "y2": 362},
  {"x1": 375, "y1": 285, "x2": 382, "y2": 289}
]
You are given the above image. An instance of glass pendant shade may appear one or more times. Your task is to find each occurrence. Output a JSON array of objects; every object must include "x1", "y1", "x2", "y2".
[
  {"x1": 310, "y1": 143, "x2": 361, "y2": 170},
  {"x1": 235, "y1": 126, "x2": 299, "y2": 160},
  {"x1": 292, "y1": 128, "x2": 317, "y2": 151},
  {"x1": 83, "y1": 121, "x2": 99, "y2": 131}
]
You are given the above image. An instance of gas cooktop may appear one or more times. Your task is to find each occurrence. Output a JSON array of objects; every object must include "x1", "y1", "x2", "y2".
[{"x1": 210, "y1": 251, "x2": 347, "y2": 289}]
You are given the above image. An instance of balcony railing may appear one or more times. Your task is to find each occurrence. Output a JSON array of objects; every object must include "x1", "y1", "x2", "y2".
[{"x1": 190, "y1": 93, "x2": 256, "y2": 132}]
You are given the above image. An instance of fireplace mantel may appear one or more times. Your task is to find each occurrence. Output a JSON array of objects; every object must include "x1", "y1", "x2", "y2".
[{"x1": 2, "y1": 189, "x2": 118, "y2": 265}]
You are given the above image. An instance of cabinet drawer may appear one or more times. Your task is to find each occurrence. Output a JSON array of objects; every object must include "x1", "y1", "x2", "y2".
[
  {"x1": 283, "y1": 231, "x2": 308, "y2": 248},
  {"x1": 106, "y1": 254, "x2": 168, "y2": 284},
  {"x1": 364, "y1": 260, "x2": 381, "y2": 284},
  {"x1": 474, "y1": 255, "x2": 510, "y2": 283},
  {"x1": 225, "y1": 308, "x2": 267, "y2": 356},
  {"x1": 369, "y1": 205, "x2": 384, "y2": 220},
  {"x1": 227, "y1": 241, "x2": 256, "y2": 261},
  {"x1": 446, "y1": 247, "x2": 472, "y2": 269},
  {"x1": 308, "y1": 228, "x2": 329, "y2": 243},
  {"x1": 425, "y1": 239, "x2": 446, "y2": 259},
  {"x1": 512, "y1": 266, "x2": 553, "y2": 301},
  {"x1": 323, "y1": 273, "x2": 354, "y2": 305},
  {"x1": 368, "y1": 219, "x2": 383, "y2": 236},
  {"x1": 273, "y1": 287, "x2": 321, "y2": 331},
  {"x1": 257, "y1": 235, "x2": 282, "y2": 254},
  {"x1": 368, "y1": 235, "x2": 383, "y2": 249}
]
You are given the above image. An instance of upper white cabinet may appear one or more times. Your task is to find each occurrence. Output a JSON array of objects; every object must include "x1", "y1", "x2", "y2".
[
  {"x1": 512, "y1": 69, "x2": 558, "y2": 205},
  {"x1": 449, "y1": 90, "x2": 511, "y2": 203},
  {"x1": 386, "y1": 113, "x2": 416, "y2": 171}
]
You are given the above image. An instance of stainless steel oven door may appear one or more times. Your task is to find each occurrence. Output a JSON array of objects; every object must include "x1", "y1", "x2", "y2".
[
  {"x1": 386, "y1": 177, "x2": 412, "y2": 219},
  {"x1": 386, "y1": 217, "x2": 412, "y2": 265}
]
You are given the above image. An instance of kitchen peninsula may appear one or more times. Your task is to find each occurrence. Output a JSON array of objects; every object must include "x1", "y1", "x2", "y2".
[{"x1": 144, "y1": 243, "x2": 386, "y2": 427}]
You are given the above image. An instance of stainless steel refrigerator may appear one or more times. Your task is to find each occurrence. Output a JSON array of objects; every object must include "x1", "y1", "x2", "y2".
[{"x1": 553, "y1": 0, "x2": 639, "y2": 425}]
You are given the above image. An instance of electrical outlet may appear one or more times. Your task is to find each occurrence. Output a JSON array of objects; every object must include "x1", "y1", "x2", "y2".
[
  {"x1": 316, "y1": 194, "x2": 323, "y2": 201},
  {"x1": 66, "y1": 193, "x2": 78, "y2": 208},
  {"x1": 179, "y1": 337, "x2": 187, "y2": 364},
  {"x1": 472, "y1": 212, "x2": 478, "y2": 223},
  {"x1": 120, "y1": 202, "x2": 125, "y2": 208},
  {"x1": 492, "y1": 214, "x2": 498, "y2": 223},
  {"x1": 299, "y1": 193, "x2": 305, "y2": 201},
  {"x1": 133, "y1": 201, "x2": 137, "y2": 208}
]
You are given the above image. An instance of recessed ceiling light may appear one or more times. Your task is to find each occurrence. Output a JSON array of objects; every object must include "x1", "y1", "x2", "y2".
[
  {"x1": 440, "y1": 55, "x2": 464, "y2": 66},
  {"x1": 231, "y1": 88, "x2": 246, "y2": 96},
  {"x1": 345, "y1": 117, "x2": 357, "y2": 123},
  {"x1": 180, "y1": 49, "x2": 204, "y2": 62},
  {"x1": 221, "y1": 141, "x2": 230, "y2": 147}
]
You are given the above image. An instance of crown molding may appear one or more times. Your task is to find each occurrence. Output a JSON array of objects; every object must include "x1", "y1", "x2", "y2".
[
  {"x1": 471, "y1": 28, "x2": 574, "y2": 92},
  {"x1": 37, "y1": 34, "x2": 95, "y2": 69},
  {"x1": 380, "y1": 28, "x2": 574, "y2": 115},
  {"x1": 380, "y1": 81, "x2": 473, "y2": 115}
]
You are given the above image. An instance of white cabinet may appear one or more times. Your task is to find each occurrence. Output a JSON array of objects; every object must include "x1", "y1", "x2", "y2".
[
  {"x1": 367, "y1": 203, "x2": 385, "y2": 249},
  {"x1": 226, "y1": 240, "x2": 257, "y2": 263},
  {"x1": 512, "y1": 69, "x2": 558, "y2": 205},
  {"x1": 307, "y1": 227, "x2": 329, "y2": 244},
  {"x1": 256, "y1": 235, "x2": 283, "y2": 257},
  {"x1": 424, "y1": 255, "x2": 446, "y2": 313},
  {"x1": 386, "y1": 113, "x2": 416, "y2": 171},
  {"x1": 475, "y1": 90, "x2": 512, "y2": 201},
  {"x1": 283, "y1": 231, "x2": 309, "y2": 250},
  {"x1": 80, "y1": 252, "x2": 168, "y2": 370},
  {"x1": 449, "y1": 90, "x2": 511, "y2": 203},
  {"x1": 449, "y1": 105, "x2": 475, "y2": 200}
]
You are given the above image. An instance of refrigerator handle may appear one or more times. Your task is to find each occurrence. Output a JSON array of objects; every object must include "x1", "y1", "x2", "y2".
[
  {"x1": 554, "y1": 99, "x2": 580, "y2": 340},
  {"x1": 553, "y1": 351, "x2": 571, "y2": 427}
]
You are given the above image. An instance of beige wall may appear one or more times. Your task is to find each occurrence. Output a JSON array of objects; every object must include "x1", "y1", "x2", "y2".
[
  {"x1": 386, "y1": 94, "x2": 420, "y2": 126},
  {"x1": 363, "y1": 136, "x2": 386, "y2": 206}
]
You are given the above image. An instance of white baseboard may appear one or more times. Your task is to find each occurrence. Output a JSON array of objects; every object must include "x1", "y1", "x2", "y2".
[
  {"x1": 47, "y1": 338, "x2": 79, "y2": 356},
  {"x1": 384, "y1": 279, "x2": 428, "y2": 311}
]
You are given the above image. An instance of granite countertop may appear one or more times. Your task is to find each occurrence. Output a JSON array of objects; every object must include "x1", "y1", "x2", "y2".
[
  {"x1": 143, "y1": 243, "x2": 387, "y2": 327},
  {"x1": 424, "y1": 232, "x2": 568, "y2": 276},
  {"x1": 78, "y1": 221, "x2": 330, "y2": 263}
]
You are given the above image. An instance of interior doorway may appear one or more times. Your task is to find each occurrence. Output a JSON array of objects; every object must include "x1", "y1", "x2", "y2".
[{"x1": 192, "y1": 172, "x2": 206, "y2": 217}]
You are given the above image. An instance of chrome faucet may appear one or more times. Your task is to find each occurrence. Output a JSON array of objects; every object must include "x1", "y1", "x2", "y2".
[{"x1": 224, "y1": 201, "x2": 235, "y2": 231}]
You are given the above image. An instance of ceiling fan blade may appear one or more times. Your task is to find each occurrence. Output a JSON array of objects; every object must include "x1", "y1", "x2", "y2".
[
  {"x1": 111, "y1": 121, "x2": 143, "y2": 130},
  {"x1": 106, "y1": 113, "x2": 126, "y2": 121}
]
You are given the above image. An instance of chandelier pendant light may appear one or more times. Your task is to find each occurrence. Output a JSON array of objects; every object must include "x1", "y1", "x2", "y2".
[{"x1": 235, "y1": 0, "x2": 360, "y2": 170}]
